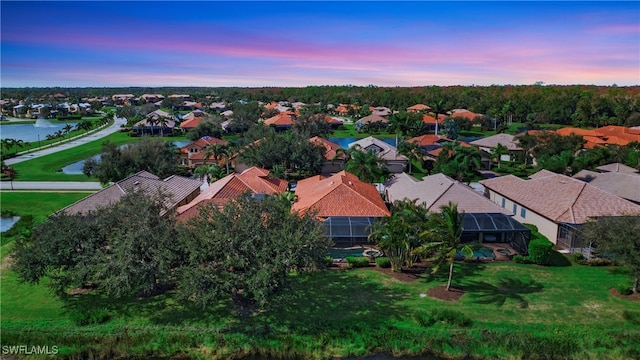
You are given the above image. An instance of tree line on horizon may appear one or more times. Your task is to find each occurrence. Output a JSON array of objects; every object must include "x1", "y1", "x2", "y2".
[{"x1": 2, "y1": 84, "x2": 640, "y2": 128}]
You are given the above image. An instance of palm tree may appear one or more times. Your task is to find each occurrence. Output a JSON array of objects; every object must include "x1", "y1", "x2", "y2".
[
  {"x1": 63, "y1": 123, "x2": 73, "y2": 139},
  {"x1": 491, "y1": 143, "x2": 509, "y2": 169},
  {"x1": 343, "y1": 147, "x2": 389, "y2": 183},
  {"x1": 193, "y1": 165, "x2": 225, "y2": 184},
  {"x1": 202, "y1": 143, "x2": 228, "y2": 169},
  {"x1": 397, "y1": 140, "x2": 422, "y2": 174},
  {"x1": 157, "y1": 116, "x2": 171, "y2": 136},
  {"x1": 431, "y1": 99, "x2": 447, "y2": 136},
  {"x1": 416, "y1": 202, "x2": 472, "y2": 291}
]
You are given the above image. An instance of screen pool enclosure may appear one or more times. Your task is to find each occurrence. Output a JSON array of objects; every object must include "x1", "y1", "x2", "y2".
[{"x1": 324, "y1": 213, "x2": 530, "y2": 254}]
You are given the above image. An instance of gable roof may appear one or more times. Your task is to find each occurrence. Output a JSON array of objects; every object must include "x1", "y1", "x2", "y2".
[
  {"x1": 62, "y1": 171, "x2": 202, "y2": 216},
  {"x1": 293, "y1": 171, "x2": 390, "y2": 218},
  {"x1": 470, "y1": 133, "x2": 522, "y2": 151},
  {"x1": 176, "y1": 166, "x2": 288, "y2": 220},
  {"x1": 309, "y1": 136, "x2": 342, "y2": 161},
  {"x1": 448, "y1": 109, "x2": 483, "y2": 121},
  {"x1": 357, "y1": 114, "x2": 388, "y2": 124},
  {"x1": 179, "y1": 117, "x2": 204, "y2": 129},
  {"x1": 556, "y1": 125, "x2": 640, "y2": 149},
  {"x1": 348, "y1": 136, "x2": 408, "y2": 162},
  {"x1": 408, "y1": 134, "x2": 454, "y2": 147},
  {"x1": 596, "y1": 162, "x2": 639, "y2": 174},
  {"x1": 573, "y1": 169, "x2": 640, "y2": 204},
  {"x1": 406, "y1": 104, "x2": 431, "y2": 112},
  {"x1": 480, "y1": 170, "x2": 640, "y2": 224},
  {"x1": 422, "y1": 114, "x2": 447, "y2": 124},
  {"x1": 179, "y1": 136, "x2": 228, "y2": 154},
  {"x1": 385, "y1": 172, "x2": 511, "y2": 214}
]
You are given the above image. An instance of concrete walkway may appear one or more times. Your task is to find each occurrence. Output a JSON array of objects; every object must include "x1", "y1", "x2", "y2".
[
  {"x1": 0, "y1": 181, "x2": 102, "y2": 191},
  {"x1": 4, "y1": 116, "x2": 127, "y2": 166}
]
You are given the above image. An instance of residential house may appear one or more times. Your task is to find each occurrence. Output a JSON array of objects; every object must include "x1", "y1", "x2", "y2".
[
  {"x1": 448, "y1": 109, "x2": 483, "y2": 121},
  {"x1": 556, "y1": 125, "x2": 640, "y2": 149},
  {"x1": 480, "y1": 169, "x2": 640, "y2": 255},
  {"x1": 421, "y1": 114, "x2": 448, "y2": 134},
  {"x1": 470, "y1": 133, "x2": 522, "y2": 165},
  {"x1": 178, "y1": 110, "x2": 209, "y2": 131},
  {"x1": 133, "y1": 109, "x2": 176, "y2": 136},
  {"x1": 595, "y1": 162, "x2": 639, "y2": 174},
  {"x1": 209, "y1": 101, "x2": 226, "y2": 112},
  {"x1": 179, "y1": 136, "x2": 229, "y2": 168},
  {"x1": 406, "y1": 104, "x2": 431, "y2": 113},
  {"x1": 354, "y1": 114, "x2": 388, "y2": 131},
  {"x1": 176, "y1": 166, "x2": 288, "y2": 221},
  {"x1": 139, "y1": 94, "x2": 165, "y2": 103},
  {"x1": 309, "y1": 136, "x2": 344, "y2": 174},
  {"x1": 348, "y1": 136, "x2": 408, "y2": 173},
  {"x1": 407, "y1": 134, "x2": 457, "y2": 159},
  {"x1": 573, "y1": 169, "x2": 640, "y2": 205},
  {"x1": 111, "y1": 94, "x2": 135, "y2": 105},
  {"x1": 61, "y1": 171, "x2": 202, "y2": 216},
  {"x1": 293, "y1": 171, "x2": 390, "y2": 247},
  {"x1": 385, "y1": 172, "x2": 530, "y2": 253},
  {"x1": 370, "y1": 106, "x2": 392, "y2": 117},
  {"x1": 263, "y1": 111, "x2": 297, "y2": 131}
]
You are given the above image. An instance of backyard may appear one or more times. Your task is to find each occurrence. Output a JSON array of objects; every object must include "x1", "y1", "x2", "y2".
[{"x1": 1, "y1": 193, "x2": 639, "y2": 360}]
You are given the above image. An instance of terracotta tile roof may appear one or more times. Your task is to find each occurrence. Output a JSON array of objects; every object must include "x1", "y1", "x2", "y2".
[
  {"x1": 179, "y1": 136, "x2": 228, "y2": 154},
  {"x1": 406, "y1": 104, "x2": 431, "y2": 112},
  {"x1": 408, "y1": 134, "x2": 454, "y2": 147},
  {"x1": 470, "y1": 133, "x2": 522, "y2": 151},
  {"x1": 310, "y1": 136, "x2": 342, "y2": 160},
  {"x1": 324, "y1": 115, "x2": 343, "y2": 124},
  {"x1": 62, "y1": 171, "x2": 202, "y2": 216},
  {"x1": 385, "y1": 173, "x2": 510, "y2": 214},
  {"x1": 293, "y1": 171, "x2": 390, "y2": 218},
  {"x1": 422, "y1": 114, "x2": 447, "y2": 124},
  {"x1": 480, "y1": 170, "x2": 640, "y2": 224},
  {"x1": 179, "y1": 117, "x2": 203, "y2": 129},
  {"x1": 176, "y1": 166, "x2": 287, "y2": 220},
  {"x1": 263, "y1": 112, "x2": 296, "y2": 126},
  {"x1": 448, "y1": 109, "x2": 483, "y2": 121},
  {"x1": 556, "y1": 125, "x2": 640, "y2": 149}
]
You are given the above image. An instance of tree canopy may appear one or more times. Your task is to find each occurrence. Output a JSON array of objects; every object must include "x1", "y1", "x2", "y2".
[{"x1": 83, "y1": 137, "x2": 179, "y2": 184}]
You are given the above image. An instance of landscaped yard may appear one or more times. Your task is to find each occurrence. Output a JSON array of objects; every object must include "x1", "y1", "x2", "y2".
[{"x1": 1, "y1": 187, "x2": 638, "y2": 360}]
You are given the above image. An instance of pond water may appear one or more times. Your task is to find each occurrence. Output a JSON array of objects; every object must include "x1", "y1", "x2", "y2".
[
  {"x1": 328, "y1": 137, "x2": 398, "y2": 149},
  {"x1": 0, "y1": 216, "x2": 20, "y2": 232},
  {"x1": 59, "y1": 141, "x2": 192, "y2": 174},
  {"x1": 0, "y1": 119, "x2": 77, "y2": 142}
]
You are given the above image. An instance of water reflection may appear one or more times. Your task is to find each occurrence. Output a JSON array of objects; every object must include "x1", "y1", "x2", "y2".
[
  {"x1": 0, "y1": 119, "x2": 77, "y2": 142},
  {"x1": 0, "y1": 216, "x2": 20, "y2": 232}
]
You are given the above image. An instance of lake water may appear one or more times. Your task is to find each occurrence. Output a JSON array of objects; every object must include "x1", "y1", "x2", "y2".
[
  {"x1": 0, "y1": 216, "x2": 20, "y2": 232},
  {"x1": 327, "y1": 137, "x2": 398, "y2": 149},
  {"x1": 0, "y1": 119, "x2": 77, "y2": 142},
  {"x1": 60, "y1": 140, "x2": 192, "y2": 174}
]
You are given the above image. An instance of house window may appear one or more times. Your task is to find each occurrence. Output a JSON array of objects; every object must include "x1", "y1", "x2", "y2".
[
  {"x1": 520, "y1": 208, "x2": 526, "y2": 218},
  {"x1": 501, "y1": 197, "x2": 506, "y2": 208},
  {"x1": 513, "y1": 204, "x2": 517, "y2": 214}
]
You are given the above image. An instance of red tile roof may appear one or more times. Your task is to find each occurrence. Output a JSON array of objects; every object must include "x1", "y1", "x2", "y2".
[
  {"x1": 263, "y1": 112, "x2": 296, "y2": 126},
  {"x1": 309, "y1": 136, "x2": 342, "y2": 160},
  {"x1": 179, "y1": 136, "x2": 228, "y2": 154},
  {"x1": 422, "y1": 114, "x2": 447, "y2": 124},
  {"x1": 480, "y1": 170, "x2": 640, "y2": 224},
  {"x1": 556, "y1": 125, "x2": 640, "y2": 149},
  {"x1": 176, "y1": 166, "x2": 288, "y2": 221},
  {"x1": 406, "y1": 104, "x2": 431, "y2": 112},
  {"x1": 179, "y1": 117, "x2": 203, "y2": 129},
  {"x1": 292, "y1": 171, "x2": 390, "y2": 218},
  {"x1": 408, "y1": 134, "x2": 453, "y2": 147},
  {"x1": 448, "y1": 109, "x2": 483, "y2": 121}
]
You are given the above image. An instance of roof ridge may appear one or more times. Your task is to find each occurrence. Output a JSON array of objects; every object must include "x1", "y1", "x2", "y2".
[
  {"x1": 426, "y1": 181, "x2": 455, "y2": 210},
  {"x1": 341, "y1": 180, "x2": 388, "y2": 215},
  {"x1": 565, "y1": 181, "x2": 587, "y2": 223}
]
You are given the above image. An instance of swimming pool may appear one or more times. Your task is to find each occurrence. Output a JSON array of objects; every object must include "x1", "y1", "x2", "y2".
[
  {"x1": 327, "y1": 247, "x2": 382, "y2": 259},
  {"x1": 455, "y1": 246, "x2": 495, "y2": 261}
]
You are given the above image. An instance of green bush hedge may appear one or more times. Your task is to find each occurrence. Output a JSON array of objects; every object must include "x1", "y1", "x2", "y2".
[
  {"x1": 323, "y1": 256, "x2": 334, "y2": 268},
  {"x1": 375, "y1": 257, "x2": 391, "y2": 268},
  {"x1": 413, "y1": 309, "x2": 472, "y2": 327},
  {"x1": 70, "y1": 309, "x2": 111, "y2": 326},
  {"x1": 345, "y1": 256, "x2": 370, "y2": 268},
  {"x1": 617, "y1": 283, "x2": 632, "y2": 296},
  {"x1": 576, "y1": 259, "x2": 615, "y2": 266},
  {"x1": 528, "y1": 239, "x2": 554, "y2": 265}
]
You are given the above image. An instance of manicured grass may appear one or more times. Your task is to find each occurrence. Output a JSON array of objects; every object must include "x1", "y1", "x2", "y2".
[
  {"x1": 0, "y1": 192, "x2": 89, "y2": 221},
  {"x1": 330, "y1": 123, "x2": 396, "y2": 139},
  {"x1": 2, "y1": 255, "x2": 639, "y2": 359}
]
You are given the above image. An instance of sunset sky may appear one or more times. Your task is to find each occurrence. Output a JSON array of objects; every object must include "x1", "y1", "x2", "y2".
[{"x1": 1, "y1": 1, "x2": 638, "y2": 87}]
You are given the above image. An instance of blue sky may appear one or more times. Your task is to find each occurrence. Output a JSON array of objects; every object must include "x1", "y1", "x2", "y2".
[{"x1": 1, "y1": 1, "x2": 638, "y2": 87}]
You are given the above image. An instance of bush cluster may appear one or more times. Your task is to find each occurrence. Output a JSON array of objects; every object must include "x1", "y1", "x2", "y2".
[
  {"x1": 413, "y1": 309, "x2": 472, "y2": 327},
  {"x1": 528, "y1": 239, "x2": 554, "y2": 265},
  {"x1": 572, "y1": 253, "x2": 584, "y2": 262},
  {"x1": 70, "y1": 309, "x2": 111, "y2": 326},
  {"x1": 617, "y1": 283, "x2": 632, "y2": 296},
  {"x1": 375, "y1": 257, "x2": 391, "y2": 268},
  {"x1": 576, "y1": 259, "x2": 615, "y2": 266},
  {"x1": 323, "y1": 256, "x2": 334, "y2": 268},
  {"x1": 345, "y1": 256, "x2": 370, "y2": 268},
  {"x1": 513, "y1": 255, "x2": 533, "y2": 264}
]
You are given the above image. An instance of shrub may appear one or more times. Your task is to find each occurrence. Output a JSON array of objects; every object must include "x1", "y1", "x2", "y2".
[
  {"x1": 414, "y1": 309, "x2": 473, "y2": 327},
  {"x1": 345, "y1": 256, "x2": 370, "y2": 268},
  {"x1": 375, "y1": 257, "x2": 391, "y2": 268},
  {"x1": 528, "y1": 239, "x2": 554, "y2": 265},
  {"x1": 323, "y1": 256, "x2": 334, "y2": 268},
  {"x1": 572, "y1": 253, "x2": 584, "y2": 262},
  {"x1": 576, "y1": 259, "x2": 613, "y2": 266},
  {"x1": 617, "y1": 283, "x2": 632, "y2": 296},
  {"x1": 70, "y1": 309, "x2": 111, "y2": 326}
]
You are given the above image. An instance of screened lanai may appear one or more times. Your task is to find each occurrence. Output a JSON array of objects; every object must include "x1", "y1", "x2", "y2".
[
  {"x1": 460, "y1": 213, "x2": 531, "y2": 254},
  {"x1": 323, "y1": 216, "x2": 381, "y2": 248}
]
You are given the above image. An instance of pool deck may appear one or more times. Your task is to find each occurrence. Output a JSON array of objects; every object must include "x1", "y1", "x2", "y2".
[{"x1": 482, "y1": 243, "x2": 518, "y2": 261}]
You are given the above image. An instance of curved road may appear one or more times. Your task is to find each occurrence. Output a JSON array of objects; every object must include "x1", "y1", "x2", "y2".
[{"x1": 1, "y1": 116, "x2": 126, "y2": 191}]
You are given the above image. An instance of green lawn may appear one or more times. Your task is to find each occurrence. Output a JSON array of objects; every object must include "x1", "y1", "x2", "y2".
[{"x1": 2, "y1": 251, "x2": 638, "y2": 359}]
